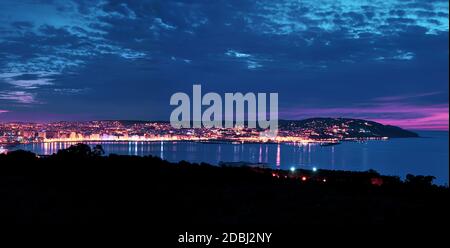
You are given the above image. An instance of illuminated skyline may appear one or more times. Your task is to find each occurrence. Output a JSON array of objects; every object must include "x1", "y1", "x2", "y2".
[{"x1": 0, "y1": 0, "x2": 448, "y2": 130}]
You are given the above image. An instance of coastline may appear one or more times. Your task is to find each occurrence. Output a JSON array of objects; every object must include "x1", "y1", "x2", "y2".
[
  {"x1": 5, "y1": 135, "x2": 397, "y2": 146},
  {"x1": 7, "y1": 131, "x2": 447, "y2": 185}
]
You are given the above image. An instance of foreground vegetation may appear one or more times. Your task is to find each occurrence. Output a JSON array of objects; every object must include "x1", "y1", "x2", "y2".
[{"x1": 0, "y1": 144, "x2": 448, "y2": 230}]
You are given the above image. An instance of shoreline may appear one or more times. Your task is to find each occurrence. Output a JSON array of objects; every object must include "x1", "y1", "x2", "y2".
[
  {"x1": 5, "y1": 135, "x2": 448, "y2": 186},
  {"x1": 5, "y1": 136, "x2": 397, "y2": 146}
]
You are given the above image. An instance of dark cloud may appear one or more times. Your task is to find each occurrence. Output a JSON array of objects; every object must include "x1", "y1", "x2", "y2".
[{"x1": 11, "y1": 21, "x2": 34, "y2": 29}]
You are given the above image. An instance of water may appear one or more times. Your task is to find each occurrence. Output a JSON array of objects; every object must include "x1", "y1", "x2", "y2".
[{"x1": 12, "y1": 131, "x2": 449, "y2": 185}]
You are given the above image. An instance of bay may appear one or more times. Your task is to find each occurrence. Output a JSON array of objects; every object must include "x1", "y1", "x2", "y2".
[{"x1": 13, "y1": 131, "x2": 449, "y2": 185}]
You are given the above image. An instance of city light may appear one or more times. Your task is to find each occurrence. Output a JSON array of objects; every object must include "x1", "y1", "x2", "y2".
[
  {"x1": 0, "y1": 119, "x2": 392, "y2": 147},
  {"x1": 312, "y1": 167, "x2": 318, "y2": 172},
  {"x1": 290, "y1": 166, "x2": 296, "y2": 172}
]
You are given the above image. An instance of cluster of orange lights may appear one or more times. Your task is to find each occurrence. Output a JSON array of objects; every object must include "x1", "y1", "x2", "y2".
[
  {"x1": 271, "y1": 172, "x2": 327, "y2": 183},
  {"x1": 40, "y1": 134, "x2": 336, "y2": 145}
]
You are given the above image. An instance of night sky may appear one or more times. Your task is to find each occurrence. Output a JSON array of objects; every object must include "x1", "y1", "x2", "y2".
[{"x1": 0, "y1": 0, "x2": 448, "y2": 130}]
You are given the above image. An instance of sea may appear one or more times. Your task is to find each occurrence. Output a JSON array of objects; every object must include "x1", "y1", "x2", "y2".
[{"x1": 10, "y1": 131, "x2": 449, "y2": 185}]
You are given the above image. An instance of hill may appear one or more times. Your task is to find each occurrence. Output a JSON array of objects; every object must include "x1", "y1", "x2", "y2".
[{"x1": 280, "y1": 118, "x2": 419, "y2": 139}]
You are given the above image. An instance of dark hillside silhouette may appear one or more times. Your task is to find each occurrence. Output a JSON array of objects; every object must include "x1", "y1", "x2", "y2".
[{"x1": 0, "y1": 144, "x2": 448, "y2": 233}]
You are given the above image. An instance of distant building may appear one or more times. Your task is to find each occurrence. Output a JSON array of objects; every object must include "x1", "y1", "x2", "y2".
[
  {"x1": 21, "y1": 131, "x2": 36, "y2": 139},
  {"x1": 38, "y1": 131, "x2": 47, "y2": 139},
  {"x1": 69, "y1": 132, "x2": 78, "y2": 140},
  {"x1": 45, "y1": 131, "x2": 59, "y2": 139}
]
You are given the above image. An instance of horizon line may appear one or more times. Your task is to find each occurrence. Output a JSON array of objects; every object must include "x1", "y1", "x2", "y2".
[{"x1": 1, "y1": 117, "x2": 448, "y2": 132}]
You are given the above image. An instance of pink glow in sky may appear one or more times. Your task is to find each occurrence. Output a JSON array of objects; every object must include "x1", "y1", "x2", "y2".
[{"x1": 281, "y1": 103, "x2": 449, "y2": 131}]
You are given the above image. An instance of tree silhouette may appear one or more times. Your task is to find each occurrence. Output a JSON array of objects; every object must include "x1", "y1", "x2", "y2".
[
  {"x1": 54, "y1": 143, "x2": 106, "y2": 158},
  {"x1": 92, "y1": 145, "x2": 105, "y2": 156},
  {"x1": 0, "y1": 149, "x2": 37, "y2": 161},
  {"x1": 405, "y1": 174, "x2": 436, "y2": 187}
]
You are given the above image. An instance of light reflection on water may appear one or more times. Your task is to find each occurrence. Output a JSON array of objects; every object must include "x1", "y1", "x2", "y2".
[{"x1": 12, "y1": 131, "x2": 449, "y2": 185}]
